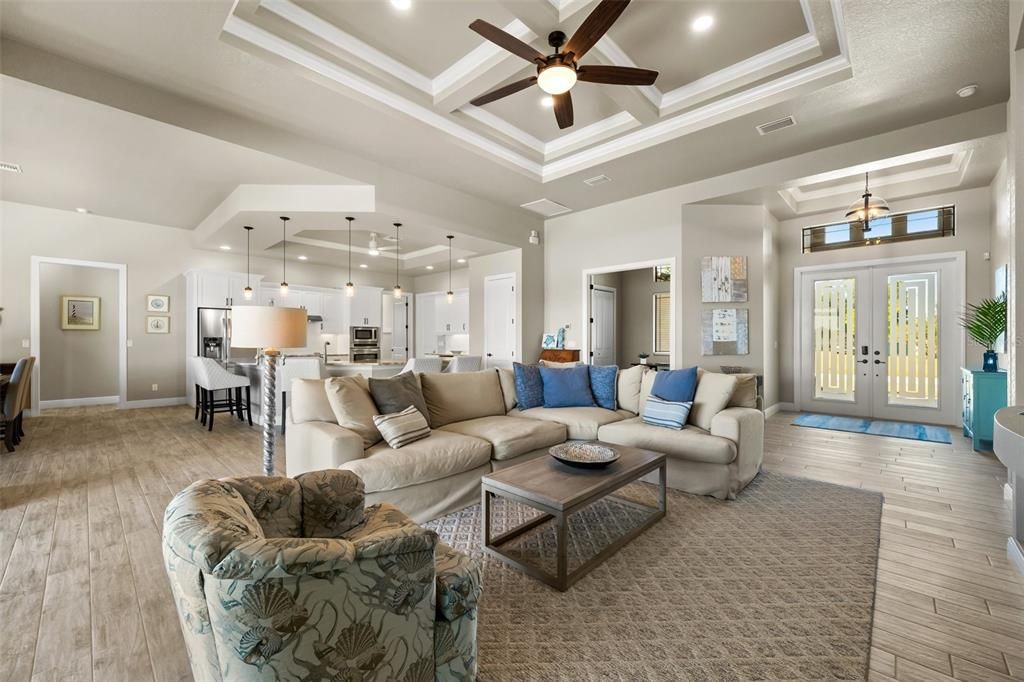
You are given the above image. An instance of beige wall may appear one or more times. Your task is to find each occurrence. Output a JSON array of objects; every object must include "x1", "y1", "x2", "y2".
[
  {"x1": 1, "y1": 201, "x2": 417, "y2": 401},
  {"x1": 991, "y1": 159, "x2": 1012, "y2": 372},
  {"x1": 38, "y1": 263, "x2": 120, "y2": 401},
  {"x1": 776, "y1": 186, "x2": 994, "y2": 404},
  {"x1": 614, "y1": 268, "x2": 669, "y2": 367},
  {"x1": 412, "y1": 268, "x2": 470, "y2": 295}
]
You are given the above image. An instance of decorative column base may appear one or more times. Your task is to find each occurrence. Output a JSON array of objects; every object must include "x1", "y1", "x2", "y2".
[{"x1": 261, "y1": 350, "x2": 280, "y2": 476}]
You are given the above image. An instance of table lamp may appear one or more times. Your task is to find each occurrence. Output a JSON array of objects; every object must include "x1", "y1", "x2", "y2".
[{"x1": 230, "y1": 305, "x2": 307, "y2": 475}]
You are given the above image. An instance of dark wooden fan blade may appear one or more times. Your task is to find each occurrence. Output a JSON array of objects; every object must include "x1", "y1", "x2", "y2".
[
  {"x1": 577, "y1": 65, "x2": 658, "y2": 86},
  {"x1": 470, "y1": 77, "x2": 538, "y2": 106},
  {"x1": 469, "y1": 19, "x2": 546, "y2": 63},
  {"x1": 553, "y1": 91, "x2": 574, "y2": 129},
  {"x1": 564, "y1": 0, "x2": 630, "y2": 61}
]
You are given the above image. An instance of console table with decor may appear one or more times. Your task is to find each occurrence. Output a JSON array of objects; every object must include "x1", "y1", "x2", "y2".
[
  {"x1": 539, "y1": 349, "x2": 580, "y2": 363},
  {"x1": 962, "y1": 368, "x2": 1007, "y2": 452}
]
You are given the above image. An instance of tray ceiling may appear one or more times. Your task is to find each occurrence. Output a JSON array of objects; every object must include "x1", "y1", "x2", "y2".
[{"x1": 223, "y1": 0, "x2": 850, "y2": 181}]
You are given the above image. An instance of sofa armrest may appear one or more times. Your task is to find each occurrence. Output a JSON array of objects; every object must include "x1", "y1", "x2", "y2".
[
  {"x1": 285, "y1": 421, "x2": 365, "y2": 477},
  {"x1": 710, "y1": 407, "x2": 764, "y2": 484}
]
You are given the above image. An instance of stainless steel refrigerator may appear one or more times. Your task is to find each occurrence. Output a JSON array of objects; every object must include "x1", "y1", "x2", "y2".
[{"x1": 197, "y1": 307, "x2": 256, "y2": 363}]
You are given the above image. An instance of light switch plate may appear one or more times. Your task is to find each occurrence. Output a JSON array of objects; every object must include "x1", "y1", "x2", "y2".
[
  {"x1": 127, "y1": 339, "x2": 134, "y2": 348},
  {"x1": 21, "y1": 339, "x2": 30, "y2": 348}
]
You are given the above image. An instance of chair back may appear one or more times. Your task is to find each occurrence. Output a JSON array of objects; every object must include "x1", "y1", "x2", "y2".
[
  {"x1": 15, "y1": 357, "x2": 36, "y2": 415},
  {"x1": 447, "y1": 355, "x2": 482, "y2": 373},
  {"x1": 405, "y1": 357, "x2": 444, "y2": 374},
  {"x1": 3, "y1": 357, "x2": 31, "y2": 419}
]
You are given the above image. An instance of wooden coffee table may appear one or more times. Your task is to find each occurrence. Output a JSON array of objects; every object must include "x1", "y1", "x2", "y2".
[{"x1": 480, "y1": 443, "x2": 666, "y2": 591}]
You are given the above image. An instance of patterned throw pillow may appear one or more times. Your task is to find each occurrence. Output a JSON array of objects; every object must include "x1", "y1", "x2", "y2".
[
  {"x1": 589, "y1": 365, "x2": 619, "y2": 410},
  {"x1": 372, "y1": 406, "x2": 431, "y2": 449},
  {"x1": 513, "y1": 362, "x2": 544, "y2": 410},
  {"x1": 642, "y1": 395, "x2": 692, "y2": 430}
]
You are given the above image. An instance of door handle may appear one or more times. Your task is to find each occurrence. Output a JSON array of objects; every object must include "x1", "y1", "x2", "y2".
[
  {"x1": 874, "y1": 359, "x2": 886, "y2": 365},
  {"x1": 486, "y1": 353, "x2": 493, "y2": 357},
  {"x1": 857, "y1": 359, "x2": 869, "y2": 364}
]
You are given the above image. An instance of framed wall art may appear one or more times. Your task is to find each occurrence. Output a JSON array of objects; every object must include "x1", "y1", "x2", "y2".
[
  {"x1": 701, "y1": 256, "x2": 748, "y2": 302},
  {"x1": 701, "y1": 308, "x2": 749, "y2": 355},
  {"x1": 146, "y1": 315, "x2": 170, "y2": 334},
  {"x1": 147, "y1": 294, "x2": 170, "y2": 313},
  {"x1": 61, "y1": 296, "x2": 100, "y2": 331}
]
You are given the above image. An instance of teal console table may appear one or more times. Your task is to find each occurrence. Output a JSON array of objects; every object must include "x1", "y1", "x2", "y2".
[{"x1": 961, "y1": 368, "x2": 1008, "y2": 451}]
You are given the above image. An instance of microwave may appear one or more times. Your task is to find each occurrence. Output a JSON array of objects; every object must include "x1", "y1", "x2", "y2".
[{"x1": 350, "y1": 326, "x2": 379, "y2": 346}]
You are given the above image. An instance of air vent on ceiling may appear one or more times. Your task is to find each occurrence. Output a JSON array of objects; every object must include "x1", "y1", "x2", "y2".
[
  {"x1": 756, "y1": 116, "x2": 797, "y2": 136},
  {"x1": 583, "y1": 174, "x2": 612, "y2": 187},
  {"x1": 520, "y1": 198, "x2": 571, "y2": 217},
  {"x1": 0, "y1": 162, "x2": 23, "y2": 173}
]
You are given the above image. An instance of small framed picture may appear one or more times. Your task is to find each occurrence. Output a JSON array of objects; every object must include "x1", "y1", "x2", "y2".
[
  {"x1": 146, "y1": 315, "x2": 170, "y2": 334},
  {"x1": 61, "y1": 296, "x2": 100, "y2": 330},
  {"x1": 147, "y1": 294, "x2": 170, "y2": 312},
  {"x1": 541, "y1": 332, "x2": 559, "y2": 349}
]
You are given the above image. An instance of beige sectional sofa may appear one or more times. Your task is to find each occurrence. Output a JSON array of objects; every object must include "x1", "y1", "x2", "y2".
[{"x1": 286, "y1": 366, "x2": 764, "y2": 522}]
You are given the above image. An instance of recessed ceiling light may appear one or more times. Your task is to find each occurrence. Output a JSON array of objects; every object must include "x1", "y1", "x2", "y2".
[
  {"x1": 540, "y1": 96, "x2": 554, "y2": 108},
  {"x1": 219, "y1": 245, "x2": 232, "y2": 251},
  {"x1": 297, "y1": 255, "x2": 308, "y2": 261},
  {"x1": 457, "y1": 258, "x2": 467, "y2": 264},
  {"x1": 956, "y1": 84, "x2": 978, "y2": 98},
  {"x1": 359, "y1": 263, "x2": 368, "y2": 269},
  {"x1": 691, "y1": 14, "x2": 714, "y2": 32},
  {"x1": 426, "y1": 265, "x2": 434, "y2": 270},
  {"x1": 390, "y1": 0, "x2": 411, "y2": 10},
  {"x1": 75, "y1": 207, "x2": 91, "y2": 214}
]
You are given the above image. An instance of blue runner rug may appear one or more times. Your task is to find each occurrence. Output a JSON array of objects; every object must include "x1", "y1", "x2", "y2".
[{"x1": 792, "y1": 413, "x2": 953, "y2": 444}]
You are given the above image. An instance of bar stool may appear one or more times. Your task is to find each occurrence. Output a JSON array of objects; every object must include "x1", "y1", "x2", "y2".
[{"x1": 191, "y1": 357, "x2": 251, "y2": 431}]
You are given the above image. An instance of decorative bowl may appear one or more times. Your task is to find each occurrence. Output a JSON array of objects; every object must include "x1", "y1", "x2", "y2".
[{"x1": 549, "y1": 442, "x2": 619, "y2": 469}]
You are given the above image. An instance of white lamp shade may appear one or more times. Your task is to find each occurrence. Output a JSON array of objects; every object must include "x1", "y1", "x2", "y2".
[{"x1": 230, "y1": 306, "x2": 308, "y2": 350}]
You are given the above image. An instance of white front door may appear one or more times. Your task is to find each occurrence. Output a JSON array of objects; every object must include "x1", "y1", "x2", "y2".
[
  {"x1": 798, "y1": 256, "x2": 962, "y2": 425},
  {"x1": 484, "y1": 273, "x2": 516, "y2": 369},
  {"x1": 590, "y1": 285, "x2": 616, "y2": 367}
]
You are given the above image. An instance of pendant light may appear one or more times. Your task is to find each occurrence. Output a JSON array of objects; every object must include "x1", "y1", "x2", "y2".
[
  {"x1": 445, "y1": 235, "x2": 455, "y2": 304},
  {"x1": 243, "y1": 225, "x2": 254, "y2": 299},
  {"x1": 392, "y1": 222, "x2": 402, "y2": 299},
  {"x1": 279, "y1": 216, "x2": 289, "y2": 297},
  {"x1": 845, "y1": 172, "x2": 890, "y2": 232},
  {"x1": 345, "y1": 216, "x2": 355, "y2": 298}
]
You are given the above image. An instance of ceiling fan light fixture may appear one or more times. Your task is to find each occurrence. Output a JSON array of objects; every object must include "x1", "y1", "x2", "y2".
[
  {"x1": 538, "y1": 65, "x2": 577, "y2": 95},
  {"x1": 540, "y1": 96, "x2": 554, "y2": 108},
  {"x1": 368, "y1": 232, "x2": 380, "y2": 256}
]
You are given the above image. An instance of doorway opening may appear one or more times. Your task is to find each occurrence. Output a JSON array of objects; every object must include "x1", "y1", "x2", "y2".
[
  {"x1": 795, "y1": 252, "x2": 965, "y2": 425},
  {"x1": 30, "y1": 256, "x2": 128, "y2": 414},
  {"x1": 584, "y1": 258, "x2": 676, "y2": 369}
]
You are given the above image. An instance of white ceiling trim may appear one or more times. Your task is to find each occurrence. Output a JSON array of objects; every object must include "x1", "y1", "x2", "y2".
[
  {"x1": 457, "y1": 106, "x2": 639, "y2": 158},
  {"x1": 288, "y1": 235, "x2": 453, "y2": 261},
  {"x1": 431, "y1": 21, "x2": 537, "y2": 102}
]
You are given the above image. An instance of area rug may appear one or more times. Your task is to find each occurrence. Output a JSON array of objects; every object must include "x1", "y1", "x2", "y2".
[
  {"x1": 423, "y1": 471, "x2": 882, "y2": 681},
  {"x1": 792, "y1": 412, "x2": 953, "y2": 444}
]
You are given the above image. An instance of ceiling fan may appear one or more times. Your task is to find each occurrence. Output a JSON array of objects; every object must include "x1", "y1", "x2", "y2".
[{"x1": 468, "y1": 0, "x2": 658, "y2": 129}]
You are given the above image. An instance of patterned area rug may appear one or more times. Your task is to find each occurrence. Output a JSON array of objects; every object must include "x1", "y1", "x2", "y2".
[{"x1": 423, "y1": 471, "x2": 882, "y2": 681}]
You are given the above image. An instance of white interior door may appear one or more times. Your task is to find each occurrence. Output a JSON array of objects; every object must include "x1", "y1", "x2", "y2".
[
  {"x1": 798, "y1": 256, "x2": 961, "y2": 425},
  {"x1": 484, "y1": 273, "x2": 516, "y2": 369},
  {"x1": 590, "y1": 285, "x2": 616, "y2": 367},
  {"x1": 392, "y1": 295, "x2": 410, "y2": 361}
]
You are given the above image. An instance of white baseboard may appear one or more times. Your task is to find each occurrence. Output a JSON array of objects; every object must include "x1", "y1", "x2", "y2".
[
  {"x1": 1006, "y1": 483, "x2": 1014, "y2": 502},
  {"x1": 122, "y1": 396, "x2": 188, "y2": 409},
  {"x1": 764, "y1": 403, "x2": 781, "y2": 418},
  {"x1": 1008, "y1": 537, "x2": 1024, "y2": 579},
  {"x1": 770, "y1": 402, "x2": 797, "y2": 415},
  {"x1": 39, "y1": 395, "x2": 120, "y2": 410}
]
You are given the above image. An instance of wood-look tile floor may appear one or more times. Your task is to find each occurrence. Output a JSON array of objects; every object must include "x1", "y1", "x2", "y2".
[{"x1": 1, "y1": 405, "x2": 1021, "y2": 680}]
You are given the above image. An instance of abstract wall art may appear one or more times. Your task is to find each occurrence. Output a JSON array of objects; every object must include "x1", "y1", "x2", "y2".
[{"x1": 701, "y1": 256, "x2": 748, "y2": 303}]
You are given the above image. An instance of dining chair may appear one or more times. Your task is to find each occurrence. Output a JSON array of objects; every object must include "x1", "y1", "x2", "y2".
[
  {"x1": 1, "y1": 357, "x2": 32, "y2": 452},
  {"x1": 401, "y1": 357, "x2": 444, "y2": 374},
  {"x1": 191, "y1": 357, "x2": 252, "y2": 432},
  {"x1": 446, "y1": 355, "x2": 482, "y2": 373}
]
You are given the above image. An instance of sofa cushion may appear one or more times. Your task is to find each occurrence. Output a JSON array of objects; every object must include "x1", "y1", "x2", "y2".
[
  {"x1": 617, "y1": 365, "x2": 645, "y2": 413},
  {"x1": 439, "y1": 415, "x2": 567, "y2": 461},
  {"x1": 324, "y1": 376, "x2": 382, "y2": 449},
  {"x1": 497, "y1": 367, "x2": 518, "y2": 411},
  {"x1": 598, "y1": 417, "x2": 737, "y2": 465},
  {"x1": 641, "y1": 395, "x2": 692, "y2": 431},
  {"x1": 373, "y1": 405, "x2": 432, "y2": 449},
  {"x1": 590, "y1": 365, "x2": 619, "y2": 410},
  {"x1": 540, "y1": 365, "x2": 596, "y2": 408},
  {"x1": 638, "y1": 367, "x2": 658, "y2": 414},
  {"x1": 689, "y1": 372, "x2": 738, "y2": 431},
  {"x1": 511, "y1": 406, "x2": 629, "y2": 440},
  {"x1": 513, "y1": 362, "x2": 544, "y2": 410},
  {"x1": 369, "y1": 371, "x2": 431, "y2": 425},
  {"x1": 289, "y1": 378, "x2": 337, "y2": 424},
  {"x1": 652, "y1": 366, "x2": 699, "y2": 403},
  {"x1": 420, "y1": 370, "x2": 505, "y2": 428},
  {"x1": 343, "y1": 430, "x2": 492, "y2": 492}
]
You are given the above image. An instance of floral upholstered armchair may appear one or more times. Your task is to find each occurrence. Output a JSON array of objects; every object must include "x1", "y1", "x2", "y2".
[{"x1": 162, "y1": 469, "x2": 480, "y2": 681}]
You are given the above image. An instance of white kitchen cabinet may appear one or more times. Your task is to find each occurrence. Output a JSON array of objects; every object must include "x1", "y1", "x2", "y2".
[
  {"x1": 416, "y1": 293, "x2": 438, "y2": 355},
  {"x1": 435, "y1": 289, "x2": 469, "y2": 333},
  {"x1": 350, "y1": 286, "x2": 383, "y2": 327},
  {"x1": 189, "y1": 270, "x2": 262, "y2": 308},
  {"x1": 294, "y1": 290, "x2": 323, "y2": 316},
  {"x1": 228, "y1": 274, "x2": 260, "y2": 306},
  {"x1": 321, "y1": 291, "x2": 350, "y2": 334}
]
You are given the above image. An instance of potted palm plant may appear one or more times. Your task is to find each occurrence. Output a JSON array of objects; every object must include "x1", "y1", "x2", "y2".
[{"x1": 959, "y1": 296, "x2": 1007, "y2": 372}]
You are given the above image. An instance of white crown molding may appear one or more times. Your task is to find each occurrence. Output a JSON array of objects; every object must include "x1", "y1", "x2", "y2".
[
  {"x1": 225, "y1": 0, "x2": 849, "y2": 182},
  {"x1": 288, "y1": 235, "x2": 448, "y2": 261}
]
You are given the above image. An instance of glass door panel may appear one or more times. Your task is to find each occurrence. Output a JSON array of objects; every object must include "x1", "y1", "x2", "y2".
[
  {"x1": 813, "y1": 278, "x2": 858, "y2": 402},
  {"x1": 886, "y1": 272, "x2": 939, "y2": 408}
]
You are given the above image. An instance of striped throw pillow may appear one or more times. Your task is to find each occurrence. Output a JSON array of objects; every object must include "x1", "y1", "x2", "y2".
[
  {"x1": 372, "y1": 406, "x2": 431, "y2": 449},
  {"x1": 642, "y1": 395, "x2": 692, "y2": 430}
]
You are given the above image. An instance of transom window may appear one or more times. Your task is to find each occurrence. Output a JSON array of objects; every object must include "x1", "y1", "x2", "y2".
[{"x1": 803, "y1": 206, "x2": 955, "y2": 253}]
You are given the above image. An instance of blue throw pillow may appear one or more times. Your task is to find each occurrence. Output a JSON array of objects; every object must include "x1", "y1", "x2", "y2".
[
  {"x1": 642, "y1": 395, "x2": 692, "y2": 430},
  {"x1": 513, "y1": 362, "x2": 544, "y2": 410},
  {"x1": 540, "y1": 365, "x2": 596, "y2": 408},
  {"x1": 652, "y1": 366, "x2": 699, "y2": 403},
  {"x1": 589, "y1": 365, "x2": 618, "y2": 410}
]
